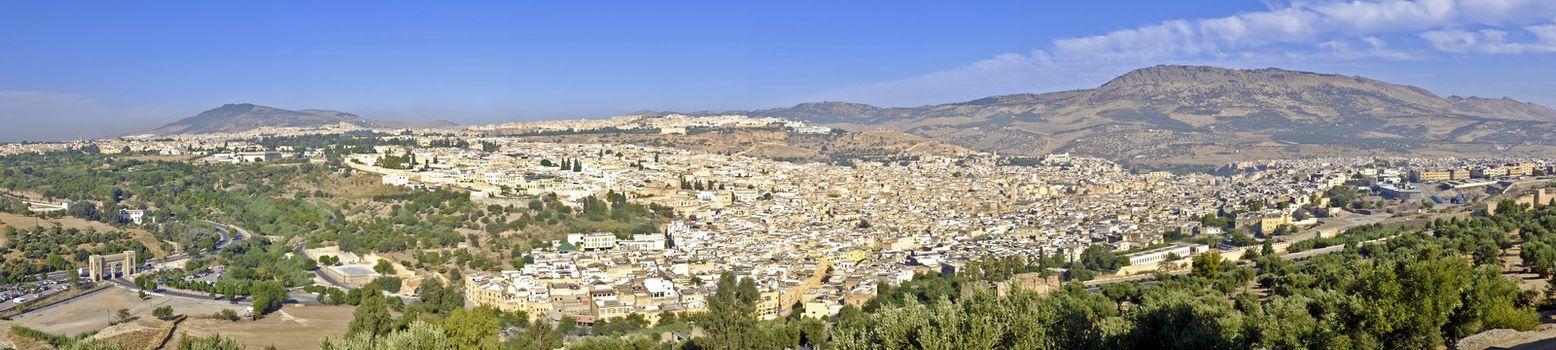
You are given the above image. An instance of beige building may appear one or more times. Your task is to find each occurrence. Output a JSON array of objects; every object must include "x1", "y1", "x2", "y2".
[
  {"x1": 1257, "y1": 211, "x2": 1294, "y2": 235},
  {"x1": 1411, "y1": 169, "x2": 1452, "y2": 182},
  {"x1": 465, "y1": 273, "x2": 549, "y2": 320}
]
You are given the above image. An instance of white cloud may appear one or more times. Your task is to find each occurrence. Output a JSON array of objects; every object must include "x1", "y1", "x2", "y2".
[
  {"x1": 1421, "y1": 23, "x2": 1556, "y2": 53},
  {"x1": 1311, "y1": 35, "x2": 1419, "y2": 59},
  {"x1": 1056, "y1": 0, "x2": 1556, "y2": 60},
  {"x1": 796, "y1": 0, "x2": 1556, "y2": 106}
]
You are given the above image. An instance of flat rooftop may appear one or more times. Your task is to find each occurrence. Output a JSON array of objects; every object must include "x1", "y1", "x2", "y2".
[{"x1": 328, "y1": 264, "x2": 379, "y2": 277}]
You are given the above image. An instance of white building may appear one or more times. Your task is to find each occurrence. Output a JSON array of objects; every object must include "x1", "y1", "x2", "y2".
[
  {"x1": 382, "y1": 174, "x2": 411, "y2": 186},
  {"x1": 119, "y1": 209, "x2": 146, "y2": 225},
  {"x1": 644, "y1": 278, "x2": 677, "y2": 299},
  {"x1": 566, "y1": 232, "x2": 618, "y2": 251},
  {"x1": 620, "y1": 233, "x2": 667, "y2": 251},
  {"x1": 1125, "y1": 243, "x2": 1209, "y2": 266},
  {"x1": 732, "y1": 189, "x2": 760, "y2": 203},
  {"x1": 235, "y1": 151, "x2": 281, "y2": 162}
]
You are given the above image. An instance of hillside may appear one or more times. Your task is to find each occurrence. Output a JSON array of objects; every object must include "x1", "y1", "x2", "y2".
[
  {"x1": 721, "y1": 65, "x2": 1556, "y2": 164},
  {"x1": 509, "y1": 127, "x2": 969, "y2": 164},
  {"x1": 149, "y1": 104, "x2": 456, "y2": 135}
]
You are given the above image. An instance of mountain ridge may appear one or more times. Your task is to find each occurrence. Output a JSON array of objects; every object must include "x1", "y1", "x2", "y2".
[
  {"x1": 149, "y1": 103, "x2": 458, "y2": 135},
  {"x1": 647, "y1": 65, "x2": 1556, "y2": 163}
]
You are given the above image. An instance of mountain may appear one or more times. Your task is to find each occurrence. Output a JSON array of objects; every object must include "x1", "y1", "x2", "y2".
[
  {"x1": 150, "y1": 104, "x2": 456, "y2": 135},
  {"x1": 718, "y1": 65, "x2": 1556, "y2": 164}
]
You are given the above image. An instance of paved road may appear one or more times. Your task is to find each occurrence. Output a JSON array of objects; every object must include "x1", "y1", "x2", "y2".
[
  {"x1": 204, "y1": 220, "x2": 251, "y2": 250},
  {"x1": 0, "y1": 191, "x2": 67, "y2": 212},
  {"x1": 138, "y1": 220, "x2": 247, "y2": 266},
  {"x1": 213, "y1": 225, "x2": 231, "y2": 248}
]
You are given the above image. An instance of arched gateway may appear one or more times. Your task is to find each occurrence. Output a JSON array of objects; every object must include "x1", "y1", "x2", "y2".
[{"x1": 88, "y1": 251, "x2": 136, "y2": 281}]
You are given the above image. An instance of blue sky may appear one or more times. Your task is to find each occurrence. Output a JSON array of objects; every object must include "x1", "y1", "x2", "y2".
[{"x1": 3, "y1": 0, "x2": 1556, "y2": 141}]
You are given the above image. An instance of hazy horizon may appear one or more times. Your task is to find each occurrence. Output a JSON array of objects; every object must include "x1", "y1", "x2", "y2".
[{"x1": 6, "y1": 0, "x2": 1556, "y2": 142}]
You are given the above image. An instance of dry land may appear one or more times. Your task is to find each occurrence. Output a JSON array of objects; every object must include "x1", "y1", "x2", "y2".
[
  {"x1": 1459, "y1": 323, "x2": 1556, "y2": 350},
  {"x1": 93, "y1": 317, "x2": 178, "y2": 350},
  {"x1": 2, "y1": 286, "x2": 245, "y2": 337},
  {"x1": 1, "y1": 286, "x2": 351, "y2": 350},
  {"x1": 175, "y1": 304, "x2": 353, "y2": 350}
]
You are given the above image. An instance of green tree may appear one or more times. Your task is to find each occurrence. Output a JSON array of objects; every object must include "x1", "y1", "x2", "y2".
[
  {"x1": 443, "y1": 307, "x2": 501, "y2": 350},
  {"x1": 175, "y1": 333, "x2": 247, "y2": 350},
  {"x1": 592, "y1": 313, "x2": 649, "y2": 336},
  {"x1": 416, "y1": 277, "x2": 462, "y2": 315},
  {"x1": 1078, "y1": 245, "x2": 1128, "y2": 271},
  {"x1": 1124, "y1": 288, "x2": 1251, "y2": 349},
  {"x1": 375, "y1": 259, "x2": 396, "y2": 274},
  {"x1": 1191, "y1": 252, "x2": 1224, "y2": 279},
  {"x1": 347, "y1": 292, "x2": 395, "y2": 338},
  {"x1": 372, "y1": 276, "x2": 403, "y2": 293},
  {"x1": 566, "y1": 334, "x2": 660, "y2": 350},
  {"x1": 62, "y1": 338, "x2": 129, "y2": 350},
  {"x1": 249, "y1": 280, "x2": 287, "y2": 318},
  {"x1": 153, "y1": 305, "x2": 175, "y2": 320},
  {"x1": 325, "y1": 320, "x2": 451, "y2": 350},
  {"x1": 701, "y1": 271, "x2": 760, "y2": 350}
]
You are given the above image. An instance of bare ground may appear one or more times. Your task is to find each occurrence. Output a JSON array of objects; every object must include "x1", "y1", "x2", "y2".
[
  {"x1": 94, "y1": 317, "x2": 177, "y2": 350},
  {"x1": 1, "y1": 287, "x2": 351, "y2": 350},
  {"x1": 173, "y1": 304, "x2": 353, "y2": 350},
  {"x1": 2, "y1": 286, "x2": 244, "y2": 337}
]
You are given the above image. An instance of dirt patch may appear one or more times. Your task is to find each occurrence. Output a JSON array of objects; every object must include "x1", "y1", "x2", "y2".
[
  {"x1": 5, "y1": 287, "x2": 244, "y2": 337},
  {"x1": 2, "y1": 288, "x2": 350, "y2": 349},
  {"x1": 291, "y1": 172, "x2": 400, "y2": 202},
  {"x1": 173, "y1": 304, "x2": 353, "y2": 350},
  {"x1": 94, "y1": 317, "x2": 176, "y2": 350},
  {"x1": 1458, "y1": 324, "x2": 1556, "y2": 350},
  {"x1": 1502, "y1": 246, "x2": 1550, "y2": 293},
  {"x1": 3, "y1": 333, "x2": 52, "y2": 350}
]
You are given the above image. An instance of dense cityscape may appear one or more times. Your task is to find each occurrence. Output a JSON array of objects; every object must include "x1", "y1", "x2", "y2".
[
  {"x1": 2, "y1": 112, "x2": 1556, "y2": 349},
  {"x1": 10, "y1": 1, "x2": 1556, "y2": 349}
]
